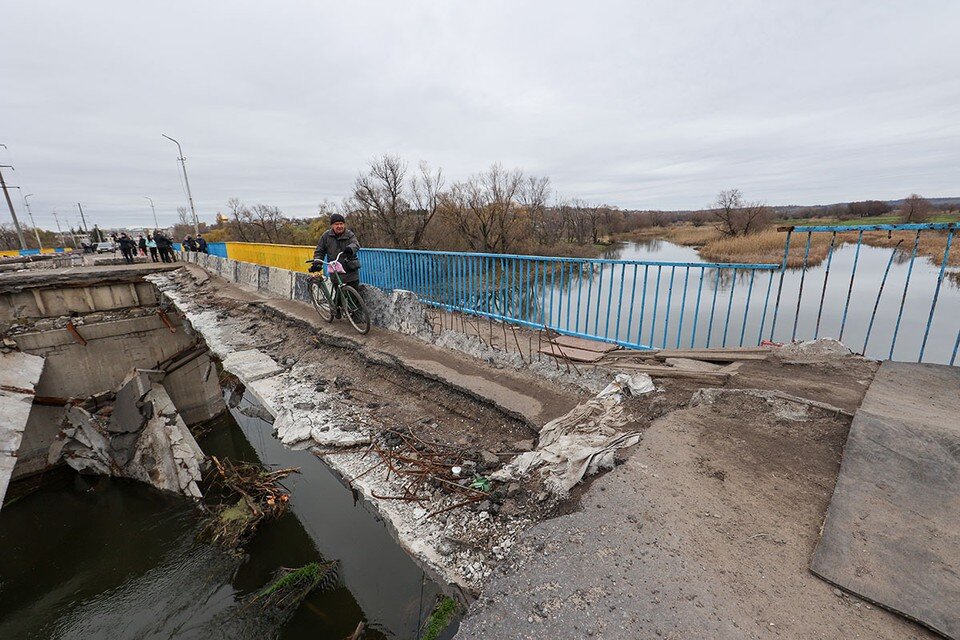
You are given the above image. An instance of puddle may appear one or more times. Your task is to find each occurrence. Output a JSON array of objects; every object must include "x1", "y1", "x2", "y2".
[{"x1": 0, "y1": 389, "x2": 445, "y2": 640}]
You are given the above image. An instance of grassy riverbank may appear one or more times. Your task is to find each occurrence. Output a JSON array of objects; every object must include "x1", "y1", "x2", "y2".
[{"x1": 624, "y1": 213, "x2": 960, "y2": 268}]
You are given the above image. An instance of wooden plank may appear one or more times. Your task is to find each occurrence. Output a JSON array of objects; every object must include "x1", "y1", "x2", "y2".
[
  {"x1": 663, "y1": 357, "x2": 723, "y2": 372},
  {"x1": 550, "y1": 334, "x2": 618, "y2": 353},
  {"x1": 652, "y1": 348, "x2": 771, "y2": 362},
  {"x1": 810, "y1": 362, "x2": 960, "y2": 638},
  {"x1": 538, "y1": 344, "x2": 606, "y2": 363},
  {"x1": 608, "y1": 362, "x2": 730, "y2": 381}
]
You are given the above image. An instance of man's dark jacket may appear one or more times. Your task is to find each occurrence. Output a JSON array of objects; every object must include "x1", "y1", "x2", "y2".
[{"x1": 313, "y1": 229, "x2": 360, "y2": 284}]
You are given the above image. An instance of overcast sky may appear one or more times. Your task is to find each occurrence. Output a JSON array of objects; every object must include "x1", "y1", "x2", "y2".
[{"x1": 2, "y1": 1, "x2": 958, "y2": 229}]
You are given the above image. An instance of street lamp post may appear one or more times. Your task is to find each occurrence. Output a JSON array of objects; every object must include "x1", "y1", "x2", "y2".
[
  {"x1": 144, "y1": 196, "x2": 159, "y2": 229},
  {"x1": 75, "y1": 202, "x2": 89, "y2": 236},
  {"x1": 51, "y1": 211, "x2": 66, "y2": 248},
  {"x1": 161, "y1": 134, "x2": 199, "y2": 236},
  {"x1": 0, "y1": 164, "x2": 26, "y2": 250},
  {"x1": 23, "y1": 194, "x2": 42, "y2": 249}
]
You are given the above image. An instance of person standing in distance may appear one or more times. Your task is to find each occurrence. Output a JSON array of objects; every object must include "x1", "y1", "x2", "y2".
[{"x1": 310, "y1": 213, "x2": 361, "y2": 317}]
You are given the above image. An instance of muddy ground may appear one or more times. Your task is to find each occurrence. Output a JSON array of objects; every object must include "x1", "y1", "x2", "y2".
[{"x1": 457, "y1": 369, "x2": 933, "y2": 639}]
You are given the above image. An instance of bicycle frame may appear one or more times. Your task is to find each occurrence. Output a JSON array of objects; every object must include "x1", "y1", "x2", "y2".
[{"x1": 308, "y1": 253, "x2": 349, "y2": 309}]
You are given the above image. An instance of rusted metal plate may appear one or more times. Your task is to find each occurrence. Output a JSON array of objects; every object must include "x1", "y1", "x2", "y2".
[{"x1": 810, "y1": 361, "x2": 960, "y2": 638}]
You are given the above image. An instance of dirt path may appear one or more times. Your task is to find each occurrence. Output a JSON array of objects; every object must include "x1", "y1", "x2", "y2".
[{"x1": 456, "y1": 372, "x2": 933, "y2": 639}]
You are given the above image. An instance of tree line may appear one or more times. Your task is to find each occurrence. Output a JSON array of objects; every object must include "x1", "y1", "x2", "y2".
[
  {"x1": 203, "y1": 155, "x2": 636, "y2": 256},
  {"x1": 193, "y1": 155, "x2": 955, "y2": 251}
]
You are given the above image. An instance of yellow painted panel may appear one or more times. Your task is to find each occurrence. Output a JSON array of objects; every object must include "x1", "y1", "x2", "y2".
[
  {"x1": 225, "y1": 242, "x2": 314, "y2": 272},
  {"x1": 0, "y1": 250, "x2": 20, "y2": 257}
]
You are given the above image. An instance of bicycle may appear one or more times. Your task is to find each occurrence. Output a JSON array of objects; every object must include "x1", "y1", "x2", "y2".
[{"x1": 305, "y1": 252, "x2": 371, "y2": 334}]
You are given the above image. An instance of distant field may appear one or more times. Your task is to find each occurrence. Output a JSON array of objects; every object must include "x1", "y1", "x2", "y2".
[
  {"x1": 775, "y1": 213, "x2": 960, "y2": 227},
  {"x1": 625, "y1": 214, "x2": 960, "y2": 268}
]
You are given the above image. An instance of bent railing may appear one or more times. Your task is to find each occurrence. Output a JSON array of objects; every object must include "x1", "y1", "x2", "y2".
[{"x1": 774, "y1": 223, "x2": 958, "y2": 365}]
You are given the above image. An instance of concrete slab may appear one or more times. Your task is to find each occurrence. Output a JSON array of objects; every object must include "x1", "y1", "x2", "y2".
[
  {"x1": 207, "y1": 255, "x2": 224, "y2": 277},
  {"x1": 266, "y1": 266, "x2": 293, "y2": 299},
  {"x1": 0, "y1": 351, "x2": 44, "y2": 505},
  {"x1": 811, "y1": 361, "x2": 960, "y2": 638},
  {"x1": 293, "y1": 272, "x2": 313, "y2": 303},
  {"x1": 237, "y1": 262, "x2": 260, "y2": 289},
  {"x1": 0, "y1": 391, "x2": 34, "y2": 454},
  {"x1": 221, "y1": 259, "x2": 239, "y2": 282},
  {"x1": 222, "y1": 349, "x2": 284, "y2": 383},
  {"x1": 0, "y1": 455, "x2": 16, "y2": 506},
  {"x1": 246, "y1": 374, "x2": 284, "y2": 415},
  {"x1": 0, "y1": 349, "x2": 45, "y2": 389}
]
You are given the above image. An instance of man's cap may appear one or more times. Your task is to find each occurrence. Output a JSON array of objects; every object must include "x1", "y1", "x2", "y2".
[{"x1": 330, "y1": 213, "x2": 346, "y2": 224}]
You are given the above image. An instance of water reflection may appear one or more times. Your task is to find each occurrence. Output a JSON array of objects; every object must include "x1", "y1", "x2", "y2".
[
  {"x1": 566, "y1": 240, "x2": 959, "y2": 363},
  {"x1": 0, "y1": 395, "x2": 439, "y2": 640}
]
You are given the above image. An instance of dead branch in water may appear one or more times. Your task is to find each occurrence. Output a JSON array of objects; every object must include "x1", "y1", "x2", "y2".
[{"x1": 199, "y1": 456, "x2": 299, "y2": 548}]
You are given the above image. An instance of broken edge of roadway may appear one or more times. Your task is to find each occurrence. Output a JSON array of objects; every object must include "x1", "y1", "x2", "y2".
[
  {"x1": 0, "y1": 350, "x2": 45, "y2": 507},
  {"x1": 169, "y1": 262, "x2": 582, "y2": 430}
]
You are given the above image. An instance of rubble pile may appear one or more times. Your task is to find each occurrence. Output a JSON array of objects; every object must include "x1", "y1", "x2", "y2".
[{"x1": 48, "y1": 368, "x2": 206, "y2": 498}]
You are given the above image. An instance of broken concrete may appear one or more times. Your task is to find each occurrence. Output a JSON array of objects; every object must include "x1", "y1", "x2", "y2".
[
  {"x1": 363, "y1": 287, "x2": 434, "y2": 339},
  {"x1": 147, "y1": 267, "x2": 584, "y2": 594},
  {"x1": 221, "y1": 349, "x2": 285, "y2": 383},
  {"x1": 776, "y1": 337, "x2": 852, "y2": 363},
  {"x1": 48, "y1": 369, "x2": 205, "y2": 498}
]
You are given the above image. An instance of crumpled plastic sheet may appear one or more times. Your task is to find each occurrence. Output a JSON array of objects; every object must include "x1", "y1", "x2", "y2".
[{"x1": 492, "y1": 373, "x2": 654, "y2": 495}]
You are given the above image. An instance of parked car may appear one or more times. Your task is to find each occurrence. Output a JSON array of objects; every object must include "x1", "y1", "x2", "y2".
[{"x1": 94, "y1": 241, "x2": 116, "y2": 253}]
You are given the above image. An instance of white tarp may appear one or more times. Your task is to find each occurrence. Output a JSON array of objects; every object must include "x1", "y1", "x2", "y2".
[{"x1": 492, "y1": 373, "x2": 654, "y2": 495}]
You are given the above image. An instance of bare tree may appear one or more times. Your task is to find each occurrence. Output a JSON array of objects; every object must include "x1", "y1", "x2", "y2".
[
  {"x1": 249, "y1": 204, "x2": 287, "y2": 242},
  {"x1": 519, "y1": 175, "x2": 555, "y2": 245},
  {"x1": 177, "y1": 206, "x2": 191, "y2": 227},
  {"x1": 899, "y1": 193, "x2": 932, "y2": 223},
  {"x1": 227, "y1": 197, "x2": 250, "y2": 241},
  {"x1": 442, "y1": 164, "x2": 524, "y2": 253},
  {"x1": 352, "y1": 155, "x2": 443, "y2": 249},
  {"x1": 408, "y1": 161, "x2": 445, "y2": 247},
  {"x1": 711, "y1": 189, "x2": 772, "y2": 236}
]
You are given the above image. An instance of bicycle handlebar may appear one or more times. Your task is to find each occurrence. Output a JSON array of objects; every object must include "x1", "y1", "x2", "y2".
[{"x1": 305, "y1": 251, "x2": 345, "y2": 265}]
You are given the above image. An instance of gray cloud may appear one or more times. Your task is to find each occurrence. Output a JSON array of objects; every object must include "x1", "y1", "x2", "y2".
[{"x1": 2, "y1": 0, "x2": 958, "y2": 229}]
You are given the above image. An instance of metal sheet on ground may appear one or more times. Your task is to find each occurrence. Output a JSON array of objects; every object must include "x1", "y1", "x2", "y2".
[{"x1": 810, "y1": 361, "x2": 960, "y2": 639}]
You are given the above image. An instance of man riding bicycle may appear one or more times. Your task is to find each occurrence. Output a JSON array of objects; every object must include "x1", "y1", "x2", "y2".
[{"x1": 310, "y1": 213, "x2": 361, "y2": 316}]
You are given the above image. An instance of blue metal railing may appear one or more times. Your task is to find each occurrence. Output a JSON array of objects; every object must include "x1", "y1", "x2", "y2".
[
  {"x1": 357, "y1": 222, "x2": 959, "y2": 365},
  {"x1": 360, "y1": 248, "x2": 779, "y2": 351},
  {"x1": 776, "y1": 222, "x2": 959, "y2": 365}
]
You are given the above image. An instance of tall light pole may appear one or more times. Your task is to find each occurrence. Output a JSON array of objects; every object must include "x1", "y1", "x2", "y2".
[
  {"x1": 23, "y1": 193, "x2": 42, "y2": 249},
  {"x1": 75, "y1": 202, "x2": 89, "y2": 236},
  {"x1": 51, "y1": 210, "x2": 66, "y2": 247},
  {"x1": 144, "y1": 195, "x2": 159, "y2": 229},
  {"x1": 162, "y1": 134, "x2": 199, "y2": 236},
  {"x1": 0, "y1": 163, "x2": 26, "y2": 250}
]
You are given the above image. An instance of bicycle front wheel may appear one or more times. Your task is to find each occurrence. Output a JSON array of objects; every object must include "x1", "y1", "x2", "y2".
[
  {"x1": 341, "y1": 285, "x2": 370, "y2": 335},
  {"x1": 310, "y1": 278, "x2": 334, "y2": 322}
]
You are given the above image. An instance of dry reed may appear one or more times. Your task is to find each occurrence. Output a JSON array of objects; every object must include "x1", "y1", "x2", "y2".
[{"x1": 635, "y1": 223, "x2": 959, "y2": 269}]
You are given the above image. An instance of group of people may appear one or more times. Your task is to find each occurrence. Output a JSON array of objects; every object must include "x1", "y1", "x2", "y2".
[
  {"x1": 116, "y1": 232, "x2": 178, "y2": 264},
  {"x1": 181, "y1": 235, "x2": 209, "y2": 253}
]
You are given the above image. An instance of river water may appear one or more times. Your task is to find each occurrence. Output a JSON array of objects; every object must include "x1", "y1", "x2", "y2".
[
  {"x1": 0, "y1": 390, "x2": 442, "y2": 640},
  {"x1": 544, "y1": 239, "x2": 960, "y2": 364}
]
